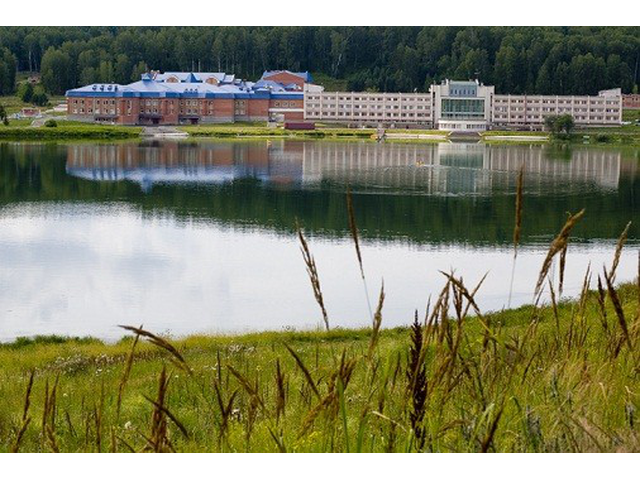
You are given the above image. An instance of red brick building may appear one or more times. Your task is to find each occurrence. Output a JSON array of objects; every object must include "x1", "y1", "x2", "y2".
[
  {"x1": 65, "y1": 71, "x2": 306, "y2": 125},
  {"x1": 623, "y1": 94, "x2": 640, "y2": 109}
]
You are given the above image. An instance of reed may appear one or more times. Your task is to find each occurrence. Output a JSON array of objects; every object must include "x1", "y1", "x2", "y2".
[
  {"x1": 116, "y1": 327, "x2": 141, "y2": 422},
  {"x1": 534, "y1": 209, "x2": 585, "y2": 300},
  {"x1": 296, "y1": 222, "x2": 330, "y2": 331},
  {"x1": 610, "y1": 221, "x2": 632, "y2": 283},
  {"x1": 513, "y1": 165, "x2": 524, "y2": 258},
  {"x1": 406, "y1": 313, "x2": 427, "y2": 451},
  {"x1": 346, "y1": 187, "x2": 364, "y2": 278},
  {"x1": 367, "y1": 282, "x2": 385, "y2": 360},
  {"x1": 11, "y1": 371, "x2": 34, "y2": 453}
]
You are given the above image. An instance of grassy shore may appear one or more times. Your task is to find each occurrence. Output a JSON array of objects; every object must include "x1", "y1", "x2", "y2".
[
  {"x1": 483, "y1": 126, "x2": 640, "y2": 145},
  {"x1": 0, "y1": 124, "x2": 142, "y2": 140},
  {"x1": 1, "y1": 277, "x2": 638, "y2": 452},
  {"x1": 180, "y1": 124, "x2": 376, "y2": 139}
]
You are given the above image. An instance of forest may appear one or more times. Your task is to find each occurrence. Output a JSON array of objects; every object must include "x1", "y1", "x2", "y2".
[{"x1": 0, "y1": 26, "x2": 638, "y2": 96}]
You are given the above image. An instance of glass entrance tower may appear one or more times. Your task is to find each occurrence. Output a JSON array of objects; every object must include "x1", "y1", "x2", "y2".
[{"x1": 430, "y1": 79, "x2": 494, "y2": 132}]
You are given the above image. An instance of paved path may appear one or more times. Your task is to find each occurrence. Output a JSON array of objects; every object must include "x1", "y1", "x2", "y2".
[{"x1": 141, "y1": 126, "x2": 188, "y2": 137}]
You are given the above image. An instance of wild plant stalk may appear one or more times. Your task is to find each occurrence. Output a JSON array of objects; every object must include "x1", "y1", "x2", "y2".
[
  {"x1": 147, "y1": 366, "x2": 170, "y2": 452},
  {"x1": 508, "y1": 165, "x2": 524, "y2": 306},
  {"x1": 513, "y1": 165, "x2": 524, "y2": 258},
  {"x1": 116, "y1": 326, "x2": 141, "y2": 422},
  {"x1": 214, "y1": 382, "x2": 238, "y2": 445},
  {"x1": 346, "y1": 187, "x2": 374, "y2": 321},
  {"x1": 609, "y1": 221, "x2": 632, "y2": 284},
  {"x1": 534, "y1": 209, "x2": 585, "y2": 300},
  {"x1": 406, "y1": 313, "x2": 427, "y2": 451},
  {"x1": 119, "y1": 324, "x2": 191, "y2": 374},
  {"x1": 604, "y1": 266, "x2": 633, "y2": 354},
  {"x1": 295, "y1": 222, "x2": 330, "y2": 331},
  {"x1": 274, "y1": 359, "x2": 286, "y2": 422},
  {"x1": 284, "y1": 344, "x2": 320, "y2": 399},
  {"x1": 559, "y1": 243, "x2": 568, "y2": 297},
  {"x1": 367, "y1": 281, "x2": 385, "y2": 360},
  {"x1": 11, "y1": 371, "x2": 34, "y2": 453},
  {"x1": 42, "y1": 375, "x2": 60, "y2": 453}
]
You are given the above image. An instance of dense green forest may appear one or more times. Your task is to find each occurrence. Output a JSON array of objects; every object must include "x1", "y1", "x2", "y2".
[{"x1": 0, "y1": 27, "x2": 639, "y2": 95}]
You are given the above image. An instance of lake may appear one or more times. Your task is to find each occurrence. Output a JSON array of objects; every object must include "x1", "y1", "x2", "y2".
[{"x1": 0, "y1": 139, "x2": 638, "y2": 340}]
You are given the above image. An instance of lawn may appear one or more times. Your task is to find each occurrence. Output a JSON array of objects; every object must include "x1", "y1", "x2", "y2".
[{"x1": 0, "y1": 124, "x2": 142, "y2": 140}]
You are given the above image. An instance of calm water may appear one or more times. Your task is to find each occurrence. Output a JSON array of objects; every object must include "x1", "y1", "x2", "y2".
[{"x1": 0, "y1": 140, "x2": 638, "y2": 340}]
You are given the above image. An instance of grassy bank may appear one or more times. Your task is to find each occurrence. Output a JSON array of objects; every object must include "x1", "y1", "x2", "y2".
[
  {"x1": 0, "y1": 125, "x2": 142, "y2": 140},
  {"x1": 181, "y1": 125, "x2": 450, "y2": 142},
  {"x1": 1, "y1": 276, "x2": 638, "y2": 452},
  {"x1": 180, "y1": 124, "x2": 376, "y2": 139},
  {"x1": 483, "y1": 126, "x2": 640, "y2": 145}
]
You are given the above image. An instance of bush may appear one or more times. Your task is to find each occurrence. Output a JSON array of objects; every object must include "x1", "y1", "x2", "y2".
[
  {"x1": 31, "y1": 91, "x2": 49, "y2": 107},
  {"x1": 43, "y1": 119, "x2": 58, "y2": 128},
  {"x1": 17, "y1": 82, "x2": 34, "y2": 103}
]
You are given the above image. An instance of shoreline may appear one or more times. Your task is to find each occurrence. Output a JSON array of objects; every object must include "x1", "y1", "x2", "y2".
[
  {"x1": 0, "y1": 122, "x2": 638, "y2": 145},
  {"x1": 0, "y1": 281, "x2": 638, "y2": 452},
  {"x1": 1, "y1": 281, "x2": 636, "y2": 348}
]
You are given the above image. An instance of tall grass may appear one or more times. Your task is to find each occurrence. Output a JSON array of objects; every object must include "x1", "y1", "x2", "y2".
[{"x1": 0, "y1": 186, "x2": 638, "y2": 453}]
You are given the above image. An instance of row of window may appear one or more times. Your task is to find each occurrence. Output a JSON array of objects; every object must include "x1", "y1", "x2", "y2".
[
  {"x1": 272, "y1": 101, "x2": 298, "y2": 108},
  {"x1": 307, "y1": 111, "x2": 432, "y2": 118},
  {"x1": 306, "y1": 95, "x2": 430, "y2": 103},
  {"x1": 307, "y1": 104, "x2": 430, "y2": 111},
  {"x1": 494, "y1": 114, "x2": 619, "y2": 122},
  {"x1": 495, "y1": 107, "x2": 618, "y2": 114}
]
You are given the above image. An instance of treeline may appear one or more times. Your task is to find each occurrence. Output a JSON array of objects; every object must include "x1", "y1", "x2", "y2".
[{"x1": 0, "y1": 27, "x2": 639, "y2": 95}]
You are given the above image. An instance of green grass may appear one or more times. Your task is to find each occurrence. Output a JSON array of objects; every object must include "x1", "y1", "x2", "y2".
[
  {"x1": 622, "y1": 108, "x2": 640, "y2": 123},
  {"x1": 0, "y1": 94, "x2": 65, "y2": 115},
  {"x1": 309, "y1": 73, "x2": 348, "y2": 92},
  {"x1": 1, "y1": 278, "x2": 638, "y2": 452},
  {"x1": 0, "y1": 118, "x2": 34, "y2": 127},
  {"x1": 181, "y1": 124, "x2": 375, "y2": 139},
  {"x1": 483, "y1": 131, "x2": 549, "y2": 137},
  {"x1": 483, "y1": 126, "x2": 640, "y2": 145},
  {"x1": 0, "y1": 125, "x2": 142, "y2": 140}
]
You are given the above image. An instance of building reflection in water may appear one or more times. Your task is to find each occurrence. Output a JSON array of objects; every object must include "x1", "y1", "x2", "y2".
[{"x1": 65, "y1": 140, "x2": 632, "y2": 194}]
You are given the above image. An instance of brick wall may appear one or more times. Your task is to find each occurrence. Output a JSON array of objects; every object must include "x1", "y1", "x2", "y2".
[{"x1": 623, "y1": 94, "x2": 640, "y2": 109}]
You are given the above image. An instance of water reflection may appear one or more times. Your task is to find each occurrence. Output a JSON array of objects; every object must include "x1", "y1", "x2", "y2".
[
  {"x1": 65, "y1": 141, "x2": 632, "y2": 195},
  {"x1": 0, "y1": 140, "x2": 638, "y2": 340}
]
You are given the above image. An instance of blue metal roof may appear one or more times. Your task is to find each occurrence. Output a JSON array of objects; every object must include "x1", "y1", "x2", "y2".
[{"x1": 66, "y1": 72, "x2": 306, "y2": 100}]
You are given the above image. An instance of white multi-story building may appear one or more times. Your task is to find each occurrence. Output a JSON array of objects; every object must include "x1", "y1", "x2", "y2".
[
  {"x1": 492, "y1": 88, "x2": 622, "y2": 128},
  {"x1": 303, "y1": 91, "x2": 433, "y2": 125},
  {"x1": 303, "y1": 80, "x2": 623, "y2": 131}
]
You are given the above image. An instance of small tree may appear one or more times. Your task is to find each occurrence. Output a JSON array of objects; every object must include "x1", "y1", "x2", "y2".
[
  {"x1": 544, "y1": 114, "x2": 575, "y2": 138},
  {"x1": 556, "y1": 114, "x2": 575, "y2": 136},
  {"x1": 31, "y1": 90, "x2": 49, "y2": 107},
  {"x1": 18, "y1": 82, "x2": 34, "y2": 103},
  {"x1": 544, "y1": 115, "x2": 558, "y2": 133},
  {"x1": 0, "y1": 104, "x2": 8, "y2": 125}
]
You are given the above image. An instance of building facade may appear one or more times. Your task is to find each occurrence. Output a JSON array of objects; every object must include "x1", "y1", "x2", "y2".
[
  {"x1": 623, "y1": 93, "x2": 640, "y2": 109},
  {"x1": 66, "y1": 70, "x2": 307, "y2": 125},
  {"x1": 304, "y1": 80, "x2": 623, "y2": 131},
  {"x1": 67, "y1": 72, "x2": 625, "y2": 130}
]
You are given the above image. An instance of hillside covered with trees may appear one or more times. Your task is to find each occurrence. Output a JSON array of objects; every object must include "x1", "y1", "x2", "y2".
[{"x1": 0, "y1": 26, "x2": 638, "y2": 95}]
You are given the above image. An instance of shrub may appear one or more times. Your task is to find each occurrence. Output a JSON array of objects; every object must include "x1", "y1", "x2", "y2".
[
  {"x1": 43, "y1": 119, "x2": 58, "y2": 128},
  {"x1": 31, "y1": 91, "x2": 49, "y2": 107},
  {"x1": 17, "y1": 82, "x2": 34, "y2": 103}
]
